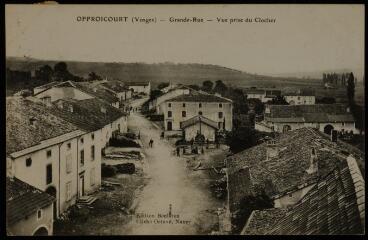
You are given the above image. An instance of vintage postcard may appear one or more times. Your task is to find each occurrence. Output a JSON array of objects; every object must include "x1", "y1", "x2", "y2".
[{"x1": 5, "y1": 3, "x2": 365, "y2": 236}]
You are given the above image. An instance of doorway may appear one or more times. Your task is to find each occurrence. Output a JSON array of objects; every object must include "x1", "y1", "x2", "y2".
[
  {"x1": 79, "y1": 175, "x2": 85, "y2": 197},
  {"x1": 33, "y1": 227, "x2": 48, "y2": 236},
  {"x1": 324, "y1": 124, "x2": 334, "y2": 135},
  {"x1": 167, "y1": 121, "x2": 172, "y2": 131}
]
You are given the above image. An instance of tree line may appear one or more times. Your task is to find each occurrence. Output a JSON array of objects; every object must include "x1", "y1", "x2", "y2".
[
  {"x1": 6, "y1": 62, "x2": 104, "y2": 94},
  {"x1": 323, "y1": 72, "x2": 356, "y2": 86}
]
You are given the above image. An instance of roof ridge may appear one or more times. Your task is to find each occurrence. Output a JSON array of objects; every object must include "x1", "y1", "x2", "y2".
[{"x1": 346, "y1": 155, "x2": 365, "y2": 226}]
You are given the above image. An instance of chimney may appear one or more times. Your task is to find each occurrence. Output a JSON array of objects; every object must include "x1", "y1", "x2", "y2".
[
  {"x1": 265, "y1": 105, "x2": 271, "y2": 114},
  {"x1": 93, "y1": 87, "x2": 97, "y2": 92},
  {"x1": 68, "y1": 105, "x2": 74, "y2": 113},
  {"x1": 29, "y1": 117, "x2": 37, "y2": 126},
  {"x1": 331, "y1": 130, "x2": 338, "y2": 142},
  {"x1": 306, "y1": 147, "x2": 318, "y2": 174},
  {"x1": 266, "y1": 139, "x2": 279, "y2": 160},
  {"x1": 57, "y1": 101, "x2": 63, "y2": 109},
  {"x1": 101, "y1": 107, "x2": 106, "y2": 114},
  {"x1": 40, "y1": 96, "x2": 52, "y2": 107},
  {"x1": 346, "y1": 107, "x2": 351, "y2": 113}
]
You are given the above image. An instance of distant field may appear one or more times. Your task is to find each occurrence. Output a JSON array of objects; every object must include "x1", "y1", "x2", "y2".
[
  {"x1": 240, "y1": 80, "x2": 364, "y2": 106},
  {"x1": 6, "y1": 57, "x2": 364, "y2": 106},
  {"x1": 6, "y1": 57, "x2": 321, "y2": 90}
]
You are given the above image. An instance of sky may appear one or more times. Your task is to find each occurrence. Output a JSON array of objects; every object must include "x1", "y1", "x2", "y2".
[{"x1": 6, "y1": 4, "x2": 365, "y2": 76}]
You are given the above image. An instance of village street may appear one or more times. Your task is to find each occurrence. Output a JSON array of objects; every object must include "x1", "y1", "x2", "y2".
[{"x1": 120, "y1": 112, "x2": 223, "y2": 235}]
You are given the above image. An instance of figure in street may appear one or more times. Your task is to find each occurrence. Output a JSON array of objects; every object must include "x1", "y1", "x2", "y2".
[
  {"x1": 176, "y1": 147, "x2": 180, "y2": 156},
  {"x1": 149, "y1": 139, "x2": 154, "y2": 148}
]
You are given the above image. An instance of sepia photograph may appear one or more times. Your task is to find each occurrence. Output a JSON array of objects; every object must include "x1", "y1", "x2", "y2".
[{"x1": 5, "y1": 3, "x2": 365, "y2": 236}]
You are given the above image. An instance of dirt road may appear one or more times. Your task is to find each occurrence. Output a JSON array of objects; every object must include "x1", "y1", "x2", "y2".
[{"x1": 122, "y1": 113, "x2": 222, "y2": 235}]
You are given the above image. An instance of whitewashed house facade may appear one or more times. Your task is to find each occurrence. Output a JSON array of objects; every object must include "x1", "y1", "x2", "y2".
[
  {"x1": 127, "y1": 81, "x2": 151, "y2": 95},
  {"x1": 149, "y1": 85, "x2": 192, "y2": 114},
  {"x1": 160, "y1": 92, "x2": 233, "y2": 140},
  {"x1": 255, "y1": 104, "x2": 358, "y2": 134}
]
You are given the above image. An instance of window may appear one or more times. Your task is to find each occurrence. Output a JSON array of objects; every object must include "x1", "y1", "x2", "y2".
[
  {"x1": 182, "y1": 103, "x2": 186, "y2": 107},
  {"x1": 91, "y1": 145, "x2": 95, "y2": 161},
  {"x1": 66, "y1": 181, "x2": 72, "y2": 201},
  {"x1": 288, "y1": 193, "x2": 293, "y2": 197},
  {"x1": 66, "y1": 154, "x2": 72, "y2": 174},
  {"x1": 168, "y1": 103, "x2": 172, "y2": 107},
  {"x1": 182, "y1": 111, "x2": 186, "y2": 117},
  {"x1": 199, "y1": 111, "x2": 203, "y2": 116},
  {"x1": 80, "y1": 150, "x2": 84, "y2": 166},
  {"x1": 91, "y1": 133, "x2": 95, "y2": 140},
  {"x1": 218, "y1": 112, "x2": 223, "y2": 118},
  {"x1": 80, "y1": 138, "x2": 84, "y2": 144},
  {"x1": 46, "y1": 164, "x2": 52, "y2": 185},
  {"x1": 342, "y1": 122, "x2": 345, "y2": 126},
  {"x1": 37, "y1": 209, "x2": 42, "y2": 220},
  {"x1": 199, "y1": 103, "x2": 202, "y2": 108},
  {"x1": 219, "y1": 103, "x2": 223, "y2": 108},
  {"x1": 67, "y1": 142, "x2": 71, "y2": 150},
  {"x1": 90, "y1": 168, "x2": 95, "y2": 186},
  {"x1": 46, "y1": 150, "x2": 52, "y2": 158},
  {"x1": 26, "y1": 158, "x2": 32, "y2": 167},
  {"x1": 168, "y1": 111, "x2": 172, "y2": 118}
]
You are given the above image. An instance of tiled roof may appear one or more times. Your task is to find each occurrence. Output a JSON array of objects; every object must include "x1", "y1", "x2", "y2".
[
  {"x1": 100, "y1": 81, "x2": 130, "y2": 92},
  {"x1": 246, "y1": 89, "x2": 265, "y2": 95},
  {"x1": 265, "y1": 104, "x2": 354, "y2": 123},
  {"x1": 52, "y1": 98, "x2": 126, "y2": 132},
  {"x1": 74, "y1": 82, "x2": 119, "y2": 104},
  {"x1": 33, "y1": 81, "x2": 77, "y2": 96},
  {"x1": 180, "y1": 115, "x2": 218, "y2": 129},
  {"x1": 261, "y1": 156, "x2": 365, "y2": 235},
  {"x1": 265, "y1": 90, "x2": 281, "y2": 97},
  {"x1": 284, "y1": 88, "x2": 315, "y2": 96},
  {"x1": 6, "y1": 177, "x2": 54, "y2": 225},
  {"x1": 126, "y1": 81, "x2": 150, "y2": 86},
  {"x1": 167, "y1": 92, "x2": 232, "y2": 103},
  {"x1": 241, "y1": 209, "x2": 287, "y2": 235},
  {"x1": 267, "y1": 117, "x2": 305, "y2": 123},
  {"x1": 6, "y1": 97, "x2": 80, "y2": 154},
  {"x1": 226, "y1": 127, "x2": 365, "y2": 213},
  {"x1": 33, "y1": 81, "x2": 60, "y2": 89}
]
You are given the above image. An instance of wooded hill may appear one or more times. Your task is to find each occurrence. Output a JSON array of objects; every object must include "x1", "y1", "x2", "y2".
[{"x1": 6, "y1": 57, "x2": 322, "y2": 90}]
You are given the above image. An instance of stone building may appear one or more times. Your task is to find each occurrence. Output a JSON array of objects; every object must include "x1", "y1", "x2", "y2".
[
  {"x1": 283, "y1": 89, "x2": 316, "y2": 105},
  {"x1": 6, "y1": 97, "x2": 86, "y2": 218},
  {"x1": 148, "y1": 85, "x2": 192, "y2": 114},
  {"x1": 33, "y1": 81, "x2": 121, "y2": 109},
  {"x1": 245, "y1": 89, "x2": 281, "y2": 103},
  {"x1": 126, "y1": 81, "x2": 151, "y2": 95},
  {"x1": 160, "y1": 92, "x2": 233, "y2": 140},
  {"x1": 6, "y1": 177, "x2": 55, "y2": 236},
  {"x1": 225, "y1": 127, "x2": 365, "y2": 233},
  {"x1": 255, "y1": 104, "x2": 358, "y2": 134},
  {"x1": 6, "y1": 95, "x2": 127, "y2": 224},
  {"x1": 241, "y1": 155, "x2": 365, "y2": 235}
]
